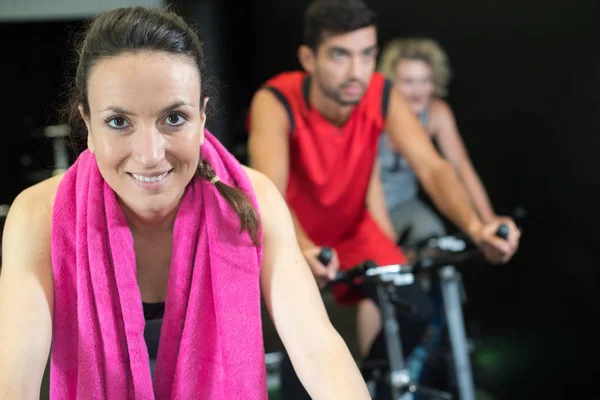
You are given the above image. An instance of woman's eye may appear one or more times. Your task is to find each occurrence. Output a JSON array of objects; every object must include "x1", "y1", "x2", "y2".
[
  {"x1": 165, "y1": 113, "x2": 186, "y2": 127},
  {"x1": 107, "y1": 117, "x2": 129, "y2": 129}
]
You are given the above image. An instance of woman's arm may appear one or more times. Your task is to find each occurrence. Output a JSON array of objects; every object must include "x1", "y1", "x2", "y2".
[
  {"x1": 245, "y1": 167, "x2": 371, "y2": 400},
  {"x1": 0, "y1": 177, "x2": 59, "y2": 399},
  {"x1": 430, "y1": 100, "x2": 496, "y2": 223},
  {"x1": 366, "y1": 159, "x2": 397, "y2": 241}
]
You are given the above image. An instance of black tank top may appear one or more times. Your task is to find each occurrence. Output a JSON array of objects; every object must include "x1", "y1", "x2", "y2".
[
  {"x1": 143, "y1": 301, "x2": 165, "y2": 360},
  {"x1": 142, "y1": 301, "x2": 165, "y2": 320}
]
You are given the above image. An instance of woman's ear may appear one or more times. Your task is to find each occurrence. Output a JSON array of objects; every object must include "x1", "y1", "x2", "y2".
[
  {"x1": 78, "y1": 104, "x2": 94, "y2": 153},
  {"x1": 199, "y1": 97, "x2": 208, "y2": 146}
]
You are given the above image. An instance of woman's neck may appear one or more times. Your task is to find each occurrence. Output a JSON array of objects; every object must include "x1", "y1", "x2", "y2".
[{"x1": 119, "y1": 198, "x2": 180, "y2": 236}]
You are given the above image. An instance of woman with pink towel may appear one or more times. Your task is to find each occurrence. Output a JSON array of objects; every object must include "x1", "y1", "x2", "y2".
[{"x1": 0, "y1": 7, "x2": 370, "y2": 400}]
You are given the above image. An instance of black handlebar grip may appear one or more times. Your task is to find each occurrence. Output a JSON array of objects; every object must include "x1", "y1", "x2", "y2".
[
  {"x1": 496, "y1": 224, "x2": 509, "y2": 240},
  {"x1": 317, "y1": 247, "x2": 334, "y2": 266},
  {"x1": 333, "y1": 271, "x2": 346, "y2": 281}
]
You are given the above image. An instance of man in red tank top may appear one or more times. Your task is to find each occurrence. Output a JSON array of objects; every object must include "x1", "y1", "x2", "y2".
[
  {"x1": 253, "y1": 70, "x2": 401, "y2": 295},
  {"x1": 247, "y1": 1, "x2": 520, "y2": 394}
]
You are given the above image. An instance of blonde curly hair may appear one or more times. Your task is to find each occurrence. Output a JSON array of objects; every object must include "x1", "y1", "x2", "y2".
[{"x1": 378, "y1": 38, "x2": 452, "y2": 97}]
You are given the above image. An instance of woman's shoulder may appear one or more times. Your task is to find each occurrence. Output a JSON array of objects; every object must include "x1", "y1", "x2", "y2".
[
  {"x1": 241, "y1": 165, "x2": 298, "y2": 249},
  {"x1": 1, "y1": 174, "x2": 64, "y2": 274},
  {"x1": 429, "y1": 98, "x2": 452, "y2": 114},
  {"x1": 428, "y1": 98, "x2": 455, "y2": 134},
  {"x1": 428, "y1": 98, "x2": 454, "y2": 122},
  {"x1": 241, "y1": 166, "x2": 279, "y2": 208},
  {"x1": 241, "y1": 165, "x2": 290, "y2": 225},
  {"x1": 13, "y1": 174, "x2": 64, "y2": 213},
  {"x1": 4, "y1": 174, "x2": 65, "y2": 240}
]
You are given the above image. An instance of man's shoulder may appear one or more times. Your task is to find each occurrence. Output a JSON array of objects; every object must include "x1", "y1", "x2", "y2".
[
  {"x1": 364, "y1": 72, "x2": 389, "y2": 100},
  {"x1": 264, "y1": 70, "x2": 306, "y2": 90},
  {"x1": 370, "y1": 71, "x2": 388, "y2": 85},
  {"x1": 356, "y1": 72, "x2": 391, "y2": 122}
]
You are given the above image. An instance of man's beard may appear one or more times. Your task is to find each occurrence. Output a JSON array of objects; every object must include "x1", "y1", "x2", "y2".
[{"x1": 316, "y1": 75, "x2": 366, "y2": 106}]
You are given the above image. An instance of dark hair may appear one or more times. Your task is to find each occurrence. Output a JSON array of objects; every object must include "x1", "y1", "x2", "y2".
[
  {"x1": 65, "y1": 7, "x2": 260, "y2": 245},
  {"x1": 303, "y1": 0, "x2": 378, "y2": 50}
]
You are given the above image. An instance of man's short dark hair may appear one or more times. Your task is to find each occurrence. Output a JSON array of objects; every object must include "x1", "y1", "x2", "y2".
[{"x1": 303, "y1": 0, "x2": 378, "y2": 50}]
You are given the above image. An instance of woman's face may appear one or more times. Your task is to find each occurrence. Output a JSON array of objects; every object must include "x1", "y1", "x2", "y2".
[
  {"x1": 394, "y1": 58, "x2": 435, "y2": 115},
  {"x1": 81, "y1": 51, "x2": 205, "y2": 216}
]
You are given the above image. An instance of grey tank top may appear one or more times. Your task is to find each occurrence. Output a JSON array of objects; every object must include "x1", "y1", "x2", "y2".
[{"x1": 379, "y1": 110, "x2": 429, "y2": 211}]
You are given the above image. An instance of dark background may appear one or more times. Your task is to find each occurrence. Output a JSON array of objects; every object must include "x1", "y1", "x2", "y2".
[{"x1": 1, "y1": 0, "x2": 598, "y2": 398}]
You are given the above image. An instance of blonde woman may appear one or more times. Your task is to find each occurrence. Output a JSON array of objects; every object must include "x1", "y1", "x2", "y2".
[{"x1": 373, "y1": 38, "x2": 497, "y2": 246}]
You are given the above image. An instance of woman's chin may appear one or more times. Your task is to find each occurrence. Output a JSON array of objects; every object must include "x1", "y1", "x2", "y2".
[{"x1": 411, "y1": 103, "x2": 428, "y2": 115}]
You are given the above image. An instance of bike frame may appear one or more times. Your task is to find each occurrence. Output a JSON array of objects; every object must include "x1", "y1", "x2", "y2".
[
  {"x1": 328, "y1": 224, "x2": 513, "y2": 400},
  {"x1": 438, "y1": 264, "x2": 476, "y2": 400},
  {"x1": 377, "y1": 283, "x2": 413, "y2": 400},
  {"x1": 361, "y1": 266, "x2": 453, "y2": 400}
]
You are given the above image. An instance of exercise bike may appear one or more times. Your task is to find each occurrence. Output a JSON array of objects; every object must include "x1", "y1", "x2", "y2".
[{"x1": 319, "y1": 224, "x2": 510, "y2": 400}]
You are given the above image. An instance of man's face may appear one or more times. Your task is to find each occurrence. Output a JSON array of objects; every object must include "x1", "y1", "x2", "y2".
[{"x1": 309, "y1": 26, "x2": 378, "y2": 106}]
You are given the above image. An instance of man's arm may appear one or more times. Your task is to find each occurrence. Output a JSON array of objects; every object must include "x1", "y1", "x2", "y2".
[
  {"x1": 385, "y1": 89, "x2": 519, "y2": 261},
  {"x1": 431, "y1": 100, "x2": 496, "y2": 223},
  {"x1": 385, "y1": 89, "x2": 483, "y2": 241},
  {"x1": 247, "y1": 89, "x2": 315, "y2": 249},
  {"x1": 247, "y1": 89, "x2": 340, "y2": 281},
  {"x1": 366, "y1": 159, "x2": 397, "y2": 241}
]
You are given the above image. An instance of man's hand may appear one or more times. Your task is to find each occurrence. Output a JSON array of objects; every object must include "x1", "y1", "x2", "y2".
[
  {"x1": 474, "y1": 217, "x2": 521, "y2": 264},
  {"x1": 302, "y1": 247, "x2": 341, "y2": 288}
]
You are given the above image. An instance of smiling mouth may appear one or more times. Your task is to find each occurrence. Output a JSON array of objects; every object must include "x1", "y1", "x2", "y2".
[{"x1": 128, "y1": 169, "x2": 172, "y2": 183}]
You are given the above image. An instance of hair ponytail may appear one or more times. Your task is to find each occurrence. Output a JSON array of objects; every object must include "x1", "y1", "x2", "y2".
[{"x1": 197, "y1": 160, "x2": 260, "y2": 245}]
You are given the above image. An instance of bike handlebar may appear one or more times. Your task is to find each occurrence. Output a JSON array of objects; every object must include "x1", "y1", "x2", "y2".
[
  {"x1": 496, "y1": 223, "x2": 509, "y2": 240},
  {"x1": 317, "y1": 247, "x2": 334, "y2": 266},
  {"x1": 319, "y1": 223, "x2": 510, "y2": 287}
]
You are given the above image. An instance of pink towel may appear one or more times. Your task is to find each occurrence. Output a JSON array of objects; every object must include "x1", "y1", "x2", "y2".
[{"x1": 50, "y1": 130, "x2": 267, "y2": 399}]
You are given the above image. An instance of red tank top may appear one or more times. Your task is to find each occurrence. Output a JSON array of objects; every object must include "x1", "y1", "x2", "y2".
[{"x1": 257, "y1": 71, "x2": 392, "y2": 247}]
